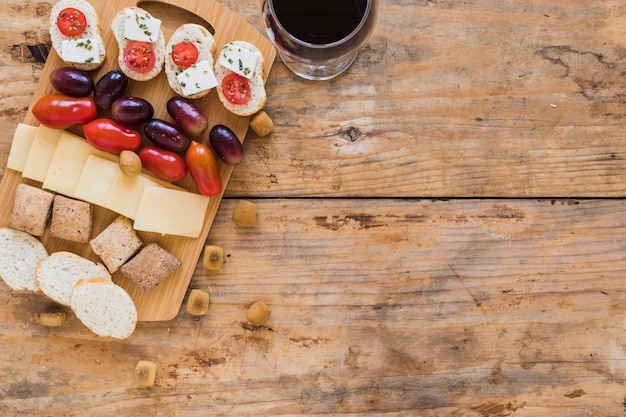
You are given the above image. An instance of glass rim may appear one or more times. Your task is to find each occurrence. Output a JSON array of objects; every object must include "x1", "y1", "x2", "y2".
[{"x1": 267, "y1": 0, "x2": 374, "y2": 49}]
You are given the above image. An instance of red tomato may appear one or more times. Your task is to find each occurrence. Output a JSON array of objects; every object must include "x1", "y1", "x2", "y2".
[
  {"x1": 83, "y1": 118, "x2": 142, "y2": 155},
  {"x1": 123, "y1": 41, "x2": 156, "y2": 74},
  {"x1": 221, "y1": 73, "x2": 251, "y2": 105},
  {"x1": 32, "y1": 94, "x2": 97, "y2": 129},
  {"x1": 185, "y1": 141, "x2": 222, "y2": 196},
  {"x1": 138, "y1": 146, "x2": 187, "y2": 182},
  {"x1": 171, "y1": 41, "x2": 198, "y2": 70},
  {"x1": 56, "y1": 8, "x2": 87, "y2": 37}
]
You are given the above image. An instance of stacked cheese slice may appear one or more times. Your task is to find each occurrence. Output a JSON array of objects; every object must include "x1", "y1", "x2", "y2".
[{"x1": 7, "y1": 124, "x2": 210, "y2": 238}]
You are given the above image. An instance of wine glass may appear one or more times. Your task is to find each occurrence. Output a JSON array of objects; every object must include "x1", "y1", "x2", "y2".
[{"x1": 261, "y1": 0, "x2": 378, "y2": 80}]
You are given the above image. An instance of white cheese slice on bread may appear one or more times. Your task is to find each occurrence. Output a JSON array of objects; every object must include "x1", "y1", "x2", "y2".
[
  {"x1": 123, "y1": 8, "x2": 161, "y2": 42},
  {"x1": 218, "y1": 42, "x2": 260, "y2": 79},
  {"x1": 177, "y1": 59, "x2": 218, "y2": 97},
  {"x1": 61, "y1": 38, "x2": 102, "y2": 65}
]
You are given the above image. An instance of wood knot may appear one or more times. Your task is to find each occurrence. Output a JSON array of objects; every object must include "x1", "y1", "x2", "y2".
[{"x1": 339, "y1": 126, "x2": 363, "y2": 142}]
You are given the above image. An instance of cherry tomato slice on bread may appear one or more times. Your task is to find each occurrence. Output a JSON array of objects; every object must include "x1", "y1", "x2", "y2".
[
  {"x1": 221, "y1": 73, "x2": 251, "y2": 105},
  {"x1": 56, "y1": 8, "x2": 87, "y2": 37},
  {"x1": 123, "y1": 41, "x2": 156, "y2": 74},
  {"x1": 171, "y1": 41, "x2": 198, "y2": 70}
]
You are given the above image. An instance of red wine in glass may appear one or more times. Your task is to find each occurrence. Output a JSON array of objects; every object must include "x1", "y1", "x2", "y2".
[{"x1": 262, "y1": 0, "x2": 378, "y2": 80}]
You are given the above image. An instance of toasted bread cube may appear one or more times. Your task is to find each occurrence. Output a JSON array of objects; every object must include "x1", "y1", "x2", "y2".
[
  {"x1": 246, "y1": 301, "x2": 271, "y2": 326},
  {"x1": 39, "y1": 304, "x2": 66, "y2": 327},
  {"x1": 49, "y1": 195, "x2": 93, "y2": 243},
  {"x1": 202, "y1": 245, "x2": 224, "y2": 271},
  {"x1": 90, "y1": 215, "x2": 143, "y2": 273},
  {"x1": 9, "y1": 183, "x2": 55, "y2": 236},
  {"x1": 186, "y1": 289, "x2": 210, "y2": 316},
  {"x1": 232, "y1": 200, "x2": 257, "y2": 227},
  {"x1": 135, "y1": 360, "x2": 157, "y2": 387},
  {"x1": 249, "y1": 111, "x2": 274, "y2": 137},
  {"x1": 121, "y1": 243, "x2": 181, "y2": 291}
]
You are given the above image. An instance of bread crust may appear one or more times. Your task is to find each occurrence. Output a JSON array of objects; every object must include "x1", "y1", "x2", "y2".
[
  {"x1": 111, "y1": 7, "x2": 165, "y2": 81},
  {"x1": 49, "y1": 0, "x2": 106, "y2": 71},
  {"x1": 215, "y1": 41, "x2": 267, "y2": 116},
  {"x1": 9, "y1": 183, "x2": 55, "y2": 237},
  {"x1": 71, "y1": 278, "x2": 137, "y2": 339},
  {"x1": 165, "y1": 24, "x2": 217, "y2": 99}
]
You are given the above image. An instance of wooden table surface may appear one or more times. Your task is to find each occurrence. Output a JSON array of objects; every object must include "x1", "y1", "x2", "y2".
[{"x1": 2, "y1": 0, "x2": 626, "y2": 415}]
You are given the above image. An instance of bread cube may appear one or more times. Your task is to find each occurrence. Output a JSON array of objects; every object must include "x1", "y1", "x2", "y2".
[
  {"x1": 232, "y1": 200, "x2": 257, "y2": 227},
  {"x1": 121, "y1": 243, "x2": 181, "y2": 291},
  {"x1": 9, "y1": 183, "x2": 55, "y2": 236},
  {"x1": 49, "y1": 195, "x2": 93, "y2": 243},
  {"x1": 90, "y1": 215, "x2": 143, "y2": 273}
]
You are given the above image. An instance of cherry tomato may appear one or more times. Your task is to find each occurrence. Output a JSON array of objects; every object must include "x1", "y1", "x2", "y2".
[
  {"x1": 56, "y1": 8, "x2": 87, "y2": 37},
  {"x1": 221, "y1": 73, "x2": 251, "y2": 105},
  {"x1": 123, "y1": 41, "x2": 156, "y2": 74},
  {"x1": 32, "y1": 94, "x2": 97, "y2": 129},
  {"x1": 171, "y1": 41, "x2": 198, "y2": 70},
  {"x1": 83, "y1": 118, "x2": 142, "y2": 155},
  {"x1": 139, "y1": 146, "x2": 187, "y2": 182},
  {"x1": 185, "y1": 141, "x2": 222, "y2": 196}
]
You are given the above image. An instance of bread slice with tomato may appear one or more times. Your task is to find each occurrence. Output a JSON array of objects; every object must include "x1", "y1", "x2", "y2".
[
  {"x1": 215, "y1": 41, "x2": 267, "y2": 117},
  {"x1": 164, "y1": 24, "x2": 218, "y2": 99},
  {"x1": 111, "y1": 7, "x2": 165, "y2": 81},
  {"x1": 49, "y1": 0, "x2": 106, "y2": 71}
]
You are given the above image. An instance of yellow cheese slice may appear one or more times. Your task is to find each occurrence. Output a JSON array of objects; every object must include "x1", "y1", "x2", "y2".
[
  {"x1": 74, "y1": 155, "x2": 120, "y2": 206},
  {"x1": 21, "y1": 126, "x2": 63, "y2": 182},
  {"x1": 133, "y1": 186, "x2": 210, "y2": 238},
  {"x1": 42, "y1": 131, "x2": 114, "y2": 197},
  {"x1": 105, "y1": 171, "x2": 164, "y2": 220},
  {"x1": 7, "y1": 123, "x2": 38, "y2": 172}
]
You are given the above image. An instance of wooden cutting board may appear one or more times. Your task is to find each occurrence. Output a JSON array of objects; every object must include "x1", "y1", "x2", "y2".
[{"x1": 0, "y1": 0, "x2": 275, "y2": 321}]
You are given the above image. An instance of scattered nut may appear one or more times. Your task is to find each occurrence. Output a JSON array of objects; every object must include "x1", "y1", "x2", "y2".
[
  {"x1": 232, "y1": 200, "x2": 257, "y2": 227},
  {"x1": 119, "y1": 150, "x2": 142, "y2": 177},
  {"x1": 202, "y1": 245, "x2": 224, "y2": 271},
  {"x1": 39, "y1": 304, "x2": 66, "y2": 327},
  {"x1": 246, "y1": 301, "x2": 271, "y2": 326},
  {"x1": 249, "y1": 111, "x2": 274, "y2": 137},
  {"x1": 186, "y1": 289, "x2": 210, "y2": 316},
  {"x1": 134, "y1": 360, "x2": 157, "y2": 387}
]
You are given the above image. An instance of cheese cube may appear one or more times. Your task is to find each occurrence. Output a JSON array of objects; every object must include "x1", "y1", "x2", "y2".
[
  {"x1": 61, "y1": 38, "x2": 102, "y2": 64},
  {"x1": 218, "y1": 43, "x2": 260, "y2": 79},
  {"x1": 74, "y1": 155, "x2": 120, "y2": 206},
  {"x1": 22, "y1": 126, "x2": 63, "y2": 182},
  {"x1": 133, "y1": 187, "x2": 210, "y2": 238},
  {"x1": 124, "y1": 9, "x2": 161, "y2": 42},
  {"x1": 7, "y1": 123, "x2": 38, "y2": 172},
  {"x1": 177, "y1": 60, "x2": 218, "y2": 97}
]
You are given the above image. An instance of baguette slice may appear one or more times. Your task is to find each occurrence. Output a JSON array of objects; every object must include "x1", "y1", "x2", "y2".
[
  {"x1": 165, "y1": 24, "x2": 218, "y2": 99},
  {"x1": 0, "y1": 228, "x2": 48, "y2": 292},
  {"x1": 215, "y1": 41, "x2": 267, "y2": 116},
  {"x1": 37, "y1": 251, "x2": 111, "y2": 307},
  {"x1": 49, "y1": 0, "x2": 106, "y2": 71},
  {"x1": 71, "y1": 278, "x2": 137, "y2": 339},
  {"x1": 111, "y1": 7, "x2": 165, "y2": 81}
]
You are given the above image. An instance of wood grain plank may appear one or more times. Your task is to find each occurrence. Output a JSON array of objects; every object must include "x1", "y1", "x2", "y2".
[
  {"x1": 5, "y1": 1, "x2": 626, "y2": 198},
  {"x1": 1, "y1": 198, "x2": 625, "y2": 415}
]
